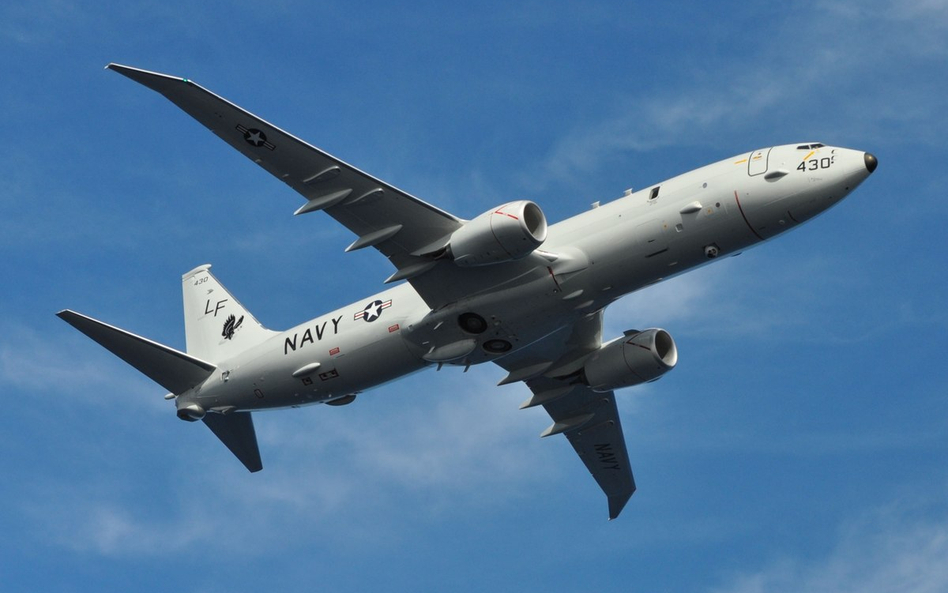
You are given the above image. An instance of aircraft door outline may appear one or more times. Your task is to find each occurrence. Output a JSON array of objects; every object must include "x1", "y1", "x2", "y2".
[{"x1": 748, "y1": 148, "x2": 772, "y2": 176}]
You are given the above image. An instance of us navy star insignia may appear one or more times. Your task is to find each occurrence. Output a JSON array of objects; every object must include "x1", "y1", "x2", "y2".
[
  {"x1": 246, "y1": 129, "x2": 265, "y2": 146},
  {"x1": 235, "y1": 124, "x2": 275, "y2": 150},
  {"x1": 354, "y1": 299, "x2": 392, "y2": 322}
]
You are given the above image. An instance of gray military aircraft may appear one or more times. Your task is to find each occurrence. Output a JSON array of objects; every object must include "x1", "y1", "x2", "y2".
[{"x1": 59, "y1": 64, "x2": 878, "y2": 519}]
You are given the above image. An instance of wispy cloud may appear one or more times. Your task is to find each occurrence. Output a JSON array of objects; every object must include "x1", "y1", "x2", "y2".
[
  {"x1": 520, "y1": 0, "x2": 947, "y2": 196},
  {"x1": 18, "y1": 367, "x2": 559, "y2": 557},
  {"x1": 710, "y1": 491, "x2": 948, "y2": 593},
  {"x1": 0, "y1": 319, "x2": 163, "y2": 411}
]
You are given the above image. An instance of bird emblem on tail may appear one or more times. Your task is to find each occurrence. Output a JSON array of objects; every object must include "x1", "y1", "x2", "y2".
[{"x1": 222, "y1": 314, "x2": 244, "y2": 340}]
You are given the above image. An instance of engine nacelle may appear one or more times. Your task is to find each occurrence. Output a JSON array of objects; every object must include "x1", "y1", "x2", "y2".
[
  {"x1": 582, "y1": 329, "x2": 678, "y2": 392},
  {"x1": 448, "y1": 200, "x2": 547, "y2": 266},
  {"x1": 176, "y1": 403, "x2": 206, "y2": 422}
]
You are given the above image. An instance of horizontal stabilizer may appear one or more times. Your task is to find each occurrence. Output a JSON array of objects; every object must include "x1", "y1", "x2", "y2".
[
  {"x1": 203, "y1": 412, "x2": 263, "y2": 472},
  {"x1": 57, "y1": 310, "x2": 216, "y2": 395}
]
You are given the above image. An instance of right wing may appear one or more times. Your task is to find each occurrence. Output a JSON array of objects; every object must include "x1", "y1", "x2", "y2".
[
  {"x1": 539, "y1": 384, "x2": 635, "y2": 521},
  {"x1": 495, "y1": 311, "x2": 636, "y2": 520}
]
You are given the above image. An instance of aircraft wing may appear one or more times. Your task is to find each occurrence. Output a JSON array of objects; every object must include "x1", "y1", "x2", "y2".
[
  {"x1": 107, "y1": 64, "x2": 468, "y2": 300},
  {"x1": 495, "y1": 312, "x2": 636, "y2": 520}
]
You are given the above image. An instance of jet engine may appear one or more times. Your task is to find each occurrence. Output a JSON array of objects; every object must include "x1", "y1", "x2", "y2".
[
  {"x1": 448, "y1": 200, "x2": 547, "y2": 266},
  {"x1": 582, "y1": 329, "x2": 678, "y2": 392}
]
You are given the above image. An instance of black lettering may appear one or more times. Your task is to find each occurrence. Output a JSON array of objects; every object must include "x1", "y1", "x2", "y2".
[
  {"x1": 331, "y1": 315, "x2": 342, "y2": 334},
  {"x1": 595, "y1": 444, "x2": 620, "y2": 469},
  {"x1": 205, "y1": 299, "x2": 228, "y2": 316},
  {"x1": 284, "y1": 334, "x2": 298, "y2": 355},
  {"x1": 314, "y1": 322, "x2": 327, "y2": 341},
  {"x1": 300, "y1": 329, "x2": 314, "y2": 347}
]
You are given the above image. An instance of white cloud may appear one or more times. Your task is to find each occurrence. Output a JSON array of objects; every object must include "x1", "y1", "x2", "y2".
[
  {"x1": 710, "y1": 493, "x2": 948, "y2": 593},
  {"x1": 19, "y1": 367, "x2": 561, "y2": 557},
  {"x1": 522, "y1": 0, "x2": 947, "y2": 196},
  {"x1": 258, "y1": 369, "x2": 555, "y2": 497},
  {"x1": 603, "y1": 264, "x2": 729, "y2": 337},
  {"x1": 0, "y1": 319, "x2": 163, "y2": 411}
]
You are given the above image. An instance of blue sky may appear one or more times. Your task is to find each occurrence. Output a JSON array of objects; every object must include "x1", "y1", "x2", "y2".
[{"x1": 2, "y1": 1, "x2": 947, "y2": 591}]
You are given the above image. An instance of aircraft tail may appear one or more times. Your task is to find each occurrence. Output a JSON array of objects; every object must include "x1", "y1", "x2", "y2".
[
  {"x1": 182, "y1": 265, "x2": 276, "y2": 362},
  {"x1": 203, "y1": 412, "x2": 263, "y2": 472},
  {"x1": 59, "y1": 270, "x2": 268, "y2": 473},
  {"x1": 57, "y1": 309, "x2": 216, "y2": 394}
]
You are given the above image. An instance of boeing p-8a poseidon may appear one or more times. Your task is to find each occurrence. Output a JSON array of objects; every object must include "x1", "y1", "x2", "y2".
[{"x1": 59, "y1": 64, "x2": 877, "y2": 519}]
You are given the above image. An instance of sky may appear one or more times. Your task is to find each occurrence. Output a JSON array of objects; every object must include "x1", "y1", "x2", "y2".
[{"x1": 2, "y1": 1, "x2": 947, "y2": 591}]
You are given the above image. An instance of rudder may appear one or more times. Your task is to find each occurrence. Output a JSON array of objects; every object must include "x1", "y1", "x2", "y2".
[{"x1": 182, "y1": 265, "x2": 275, "y2": 362}]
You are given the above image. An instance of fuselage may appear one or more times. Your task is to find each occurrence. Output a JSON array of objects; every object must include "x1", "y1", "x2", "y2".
[{"x1": 179, "y1": 143, "x2": 875, "y2": 414}]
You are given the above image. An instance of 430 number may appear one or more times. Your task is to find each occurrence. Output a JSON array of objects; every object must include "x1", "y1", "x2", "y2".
[{"x1": 797, "y1": 156, "x2": 835, "y2": 172}]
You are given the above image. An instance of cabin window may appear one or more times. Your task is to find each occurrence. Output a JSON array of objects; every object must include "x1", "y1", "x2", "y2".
[{"x1": 649, "y1": 186, "x2": 660, "y2": 200}]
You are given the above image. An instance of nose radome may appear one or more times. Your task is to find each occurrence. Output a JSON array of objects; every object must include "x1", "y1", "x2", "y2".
[{"x1": 864, "y1": 152, "x2": 878, "y2": 173}]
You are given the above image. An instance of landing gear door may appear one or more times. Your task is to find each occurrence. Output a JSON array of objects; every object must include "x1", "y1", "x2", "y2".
[{"x1": 747, "y1": 148, "x2": 771, "y2": 176}]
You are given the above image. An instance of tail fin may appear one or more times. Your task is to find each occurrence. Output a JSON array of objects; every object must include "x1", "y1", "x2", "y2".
[
  {"x1": 60, "y1": 276, "x2": 266, "y2": 474},
  {"x1": 182, "y1": 265, "x2": 276, "y2": 362},
  {"x1": 203, "y1": 412, "x2": 263, "y2": 472},
  {"x1": 57, "y1": 309, "x2": 216, "y2": 394}
]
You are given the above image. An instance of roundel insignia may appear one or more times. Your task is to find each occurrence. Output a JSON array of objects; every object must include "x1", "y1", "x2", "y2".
[
  {"x1": 354, "y1": 299, "x2": 392, "y2": 322},
  {"x1": 364, "y1": 301, "x2": 382, "y2": 322},
  {"x1": 235, "y1": 124, "x2": 275, "y2": 150},
  {"x1": 244, "y1": 128, "x2": 267, "y2": 147}
]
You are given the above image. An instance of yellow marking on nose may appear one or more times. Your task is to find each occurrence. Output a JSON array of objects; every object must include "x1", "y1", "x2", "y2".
[
  {"x1": 734, "y1": 159, "x2": 748, "y2": 164},
  {"x1": 803, "y1": 150, "x2": 815, "y2": 161}
]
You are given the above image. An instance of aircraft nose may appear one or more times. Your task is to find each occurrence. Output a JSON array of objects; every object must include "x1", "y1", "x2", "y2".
[{"x1": 864, "y1": 152, "x2": 878, "y2": 174}]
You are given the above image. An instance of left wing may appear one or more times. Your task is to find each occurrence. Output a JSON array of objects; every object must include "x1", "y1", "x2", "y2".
[
  {"x1": 108, "y1": 63, "x2": 551, "y2": 310},
  {"x1": 495, "y1": 312, "x2": 636, "y2": 520},
  {"x1": 107, "y1": 64, "x2": 465, "y2": 294}
]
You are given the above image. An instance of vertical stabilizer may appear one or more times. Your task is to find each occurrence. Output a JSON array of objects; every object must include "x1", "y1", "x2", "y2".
[{"x1": 182, "y1": 265, "x2": 276, "y2": 362}]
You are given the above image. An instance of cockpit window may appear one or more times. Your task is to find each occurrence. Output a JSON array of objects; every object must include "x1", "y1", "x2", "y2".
[{"x1": 796, "y1": 143, "x2": 825, "y2": 150}]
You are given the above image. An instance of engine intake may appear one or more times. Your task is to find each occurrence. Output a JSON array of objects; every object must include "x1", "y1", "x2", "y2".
[
  {"x1": 448, "y1": 200, "x2": 547, "y2": 266},
  {"x1": 583, "y1": 329, "x2": 678, "y2": 392}
]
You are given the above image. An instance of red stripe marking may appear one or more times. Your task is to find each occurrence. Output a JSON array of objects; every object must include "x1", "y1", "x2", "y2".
[
  {"x1": 734, "y1": 191, "x2": 765, "y2": 241},
  {"x1": 546, "y1": 266, "x2": 561, "y2": 291},
  {"x1": 494, "y1": 209, "x2": 519, "y2": 220}
]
